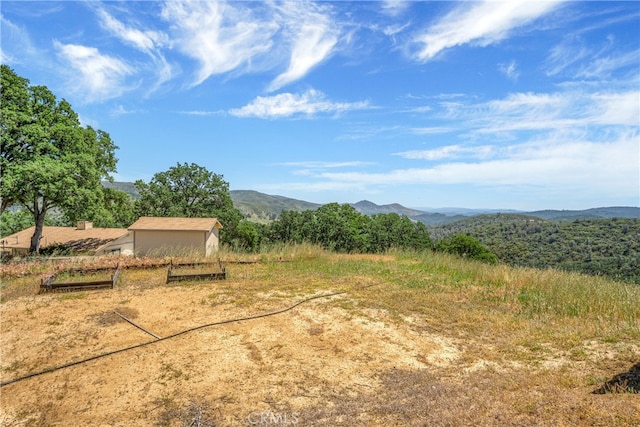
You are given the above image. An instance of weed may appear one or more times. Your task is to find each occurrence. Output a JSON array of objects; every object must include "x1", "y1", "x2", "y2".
[
  {"x1": 153, "y1": 396, "x2": 221, "y2": 427},
  {"x1": 157, "y1": 362, "x2": 188, "y2": 384}
]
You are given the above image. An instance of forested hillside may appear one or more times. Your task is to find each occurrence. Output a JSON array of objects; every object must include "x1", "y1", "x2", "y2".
[
  {"x1": 432, "y1": 215, "x2": 640, "y2": 284},
  {"x1": 230, "y1": 190, "x2": 321, "y2": 222}
]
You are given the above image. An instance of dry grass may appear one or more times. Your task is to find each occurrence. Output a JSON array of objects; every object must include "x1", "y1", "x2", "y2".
[{"x1": 1, "y1": 245, "x2": 639, "y2": 425}]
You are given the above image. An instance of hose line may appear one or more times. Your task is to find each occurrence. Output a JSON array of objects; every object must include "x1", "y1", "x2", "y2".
[{"x1": 1, "y1": 288, "x2": 362, "y2": 387}]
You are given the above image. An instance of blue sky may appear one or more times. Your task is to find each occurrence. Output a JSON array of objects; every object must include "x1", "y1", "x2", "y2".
[{"x1": 2, "y1": 1, "x2": 639, "y2": 210}]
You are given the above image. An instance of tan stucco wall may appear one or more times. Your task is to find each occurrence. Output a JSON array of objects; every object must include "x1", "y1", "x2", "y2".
[
  {"x1": 98, "y1": 232, "x2": 134, "y2": 256},
  {"x1": 204, "y1": 227, "x2": 220, "y2": 256},
  {"x1": 133, "y1": 230, "x2": 216, "y2": 256}
]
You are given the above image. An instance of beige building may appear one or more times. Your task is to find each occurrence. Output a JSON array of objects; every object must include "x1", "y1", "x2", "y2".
[
  {"x1": 0, "y1": 221, "x2": 132, "y2": 256},
  {"x1": 128, "y1": 217, "x2": 222, "y2": 257}
]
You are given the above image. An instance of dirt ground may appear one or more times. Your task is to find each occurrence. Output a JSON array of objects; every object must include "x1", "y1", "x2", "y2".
[{"x1": 1, "y1": 259, "x2": 638, "y2": 426}]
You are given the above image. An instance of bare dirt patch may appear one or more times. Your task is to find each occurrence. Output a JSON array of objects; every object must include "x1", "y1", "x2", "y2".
[
  {"x1": 1, "y1": 256, "x2": 638, "y2": 426},
  {"x1": 0, "y1": 283, "x2": 453, "y2": 425}
]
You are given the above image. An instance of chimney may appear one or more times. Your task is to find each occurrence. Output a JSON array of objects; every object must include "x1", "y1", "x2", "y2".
[{"x1": 77, "y1": 221, "x2": 93, "y2": 230}]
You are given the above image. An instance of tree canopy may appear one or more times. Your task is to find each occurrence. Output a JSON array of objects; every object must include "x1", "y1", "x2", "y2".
[
  {"x1": 265, "y1": 203, "x2": 433, "y2": 253},
  {"x1": 436, "y1": 234, "x2": 498, "y2": 264},
  {"x1": 0, "y1": 65, "x2": 119, "y2": 252}
]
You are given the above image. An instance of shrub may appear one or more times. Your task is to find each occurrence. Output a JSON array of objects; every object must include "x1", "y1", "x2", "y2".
[{"x1": 436, "y1": 234, "x2": 498, "y2": 264}]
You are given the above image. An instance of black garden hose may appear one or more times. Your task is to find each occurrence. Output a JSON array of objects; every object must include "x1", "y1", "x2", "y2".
[{"x1": 1, "y1": 285, "x2": 379, "y2": 387}]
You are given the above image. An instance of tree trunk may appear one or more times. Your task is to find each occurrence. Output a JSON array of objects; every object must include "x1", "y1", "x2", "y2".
[
  {"x1": 29, "y1": 201, "x2": 47, "y2": 254},
  {"x1": 0, "y1": 197, "x2": 11, "y2": 214}
]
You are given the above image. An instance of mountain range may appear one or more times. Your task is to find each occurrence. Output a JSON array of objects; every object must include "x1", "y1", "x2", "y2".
[
  {"x1": 103, "y1": 182, "x2": 639, "y2": 226},
  {"x1": 229, "y1": 190, "x2": 639, "y2": 225}
]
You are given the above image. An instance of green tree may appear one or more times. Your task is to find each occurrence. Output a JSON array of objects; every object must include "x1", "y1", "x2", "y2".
[
  {"x1": 0, "y1": 209, "x2": 34, "y2": 237},
  {"x1": 231, "y1": 219, "x2": 260, "y2": 252},
  {"x1": 314, "y1": 203, "x2": 370, "y2": 252},
  {"x1": 0, "y1": 66, "x2": 31, "y2": 213},
  {"x1": 99, "y1": 187, "x2": 137, "y2": 228},
  {"x1": 436, "y1": 234, "x2": 498, "y2": 264},
  {"x1": 135, "y1": 162, "x2": 243, "y2": 245},
  {"x1": 368, "y1": 213, "x2": 433, "y2": 252},
  {"x1": 0, "y1": 65, "x2": 118, "y2": 253},
  {"x1": 60, "y1": 187, "x2": 136, "y2": 229},
  {"x1": 266, "y1": 207, "x2": 433, "y2": 254},
  {"x1": 268, "y1": 210, "x2": 305, "y2": 243}
]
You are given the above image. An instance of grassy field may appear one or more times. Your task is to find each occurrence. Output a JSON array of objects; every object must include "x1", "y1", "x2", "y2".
[{"x1": 1, "y1": 245, "x2": 639, "y2": 426}]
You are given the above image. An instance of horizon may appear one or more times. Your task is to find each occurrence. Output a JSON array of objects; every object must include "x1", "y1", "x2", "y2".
[
  {"x1": 209, "y1": 187, "x2": 640, "y2": 214},
  {"x1": 230, "y1": 188, "x2": 640, "y2": 212},
  {"x1": 107, "y1": 181, "x2": 640, "y2": 213},
  {"x1": 3, "y1": 1, "x2": 639, "y2": 211}
]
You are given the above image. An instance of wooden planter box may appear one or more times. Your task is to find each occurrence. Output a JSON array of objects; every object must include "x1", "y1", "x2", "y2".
[
  {"x1": 39, "y1": 264, "x2": 120, "y2": 294},
  {"x1": 166, "y1": 260, "x2": 226, "y2": 284}
]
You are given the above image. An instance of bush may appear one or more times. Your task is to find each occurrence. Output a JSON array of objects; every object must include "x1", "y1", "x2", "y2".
[{"x1": 436, "y1": 234, "x2": 498, "y2": 264}]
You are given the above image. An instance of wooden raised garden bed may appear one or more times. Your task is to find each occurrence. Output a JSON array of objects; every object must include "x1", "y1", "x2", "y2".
[
  {"x1": 166, "y1": 259, "x2": 226, "y2": 284},
  {"x1": 39, "y1": 264, "x2": 120, "y2": 294}
]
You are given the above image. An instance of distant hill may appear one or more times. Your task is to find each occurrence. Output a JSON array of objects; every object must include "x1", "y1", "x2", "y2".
[
  {"x1": 528, "y1": 207, "x2": 640, "y2": 221},
  {"x1": 413, "y1": 207, "x2": 522, "y2": 216},
  {"x1": 230, "y1": 190, "x2": 321, "y2": 221},
  {"x1": 102, "y1": 182, "x2": 639, "y2": 224},
  {"x1": 228, "y1": 190, "x2": 639, "y2": 224},
  {"x1": 430, "y1": 213, "x2": 640, "y2": 284},
  {"x1": 351, "y1": 200, "x2": 423, "y2": 216},
  {"x1": 102, "y1": 181, "x2": 140, "y2": 199},
  {"x1": 411, "y1": 212, "x2": 470, "y2": 226}
]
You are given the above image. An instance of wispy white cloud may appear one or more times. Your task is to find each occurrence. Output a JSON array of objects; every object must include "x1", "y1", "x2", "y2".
[
  {"x1": 312, "y1": 130, "x2": 638, "y2": 196},
  {"x1": 588, "y1": 91, "x2": 640, "y2": 126},
  {"x1": 179, "y1": 110, "x2": 226, "y2": 117},
  {"x1": 403, "y1": 106, "x2": 432, "y2": 114},
  {"x1": 96, "y1": 7, "x2": 167, "y2": 53},
  {"x1": 285, "y1": 81, "x2": 639, "y2": 204},
  {"x1": 110, "y1": 105, "x2": 143, "y2": 117},
  {"x1": 395, "y1": 145, "x2": 494, "y2": 161},
  {"x1": 0, "y1": 14, "x2": 38, "y2": 64},
  {"x1": 381, "y1": 0, "x2": 411, "y2": 17},
  {"x1": 436, "y1": 89, "x2": 640, "y2": 135},
  {"x1": 95, "y1": 7, "x2": 174, "y2": 93},
  {"x1": 413, "y1": 0, "x2": 561, "y2": 61},
  {"x1": 161, "y1": 0, "x2": 278, "y2": 87},
  {"x1": 383, "y1": 22, "x2": 411, "y2": 38},
  {"x1": 545, "y1": 36, "x2": 591, "y2": 76},
  {"x1": 272, "y1": 160, "x2": 375, "y2": 181},
  {"x1": 229, "y1": 89, "x2": 371, "y2": 119},
  {"x1": 267, "y1": 1, "x2": 340, "y2": 92},
  {"x1": 262, "y1": 131, "x2": 639, "y2": 203},
  {"x1": 277, "y1": 161, "x2": 373, "y2": 169},
  {"x1": 54, "y1": 41, "x2": 134, "y2": 102},
  {"x1": 498, "y1": 60, "x2": 519, "y2": 81},
  {"x1": 546, "y1": 25, "x2": 639, "y2": 80},
  {"x1": 409, "y1": 126, "x2": 453, "y2": 135},
  {"x1": 575, "y1": 49, "x2": 640, "y2": 79}
]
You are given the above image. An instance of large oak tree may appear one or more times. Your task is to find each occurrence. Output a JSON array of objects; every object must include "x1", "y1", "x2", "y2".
[{"x1": 0, "y1": 65, "x2": 118, "y2": 253}]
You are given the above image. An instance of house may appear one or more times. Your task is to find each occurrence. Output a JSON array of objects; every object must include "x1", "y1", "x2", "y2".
[
  {"x1": 127, "y1": 217, "x2": 222, "y2": 257},
  {"x1": 0, "y1": 221, "x2": 133, "y2": 256}
]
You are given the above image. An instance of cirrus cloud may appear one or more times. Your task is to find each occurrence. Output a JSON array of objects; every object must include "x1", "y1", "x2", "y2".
[
  {"x1": 268, "y1": 1, "x2": 340, "y2": 92},
  {"x1": 54, "y1": 41, "x2": 134, "y2": 102},
  {"x1": 413, "y1": 0, "x2": 562, "y2": 61},
  {"x1": 229, "y1": 89, "x2": 372, "y2": 119},
  {"x1": 161, "y1": 0, "x2": 278, "y2": 87}
]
